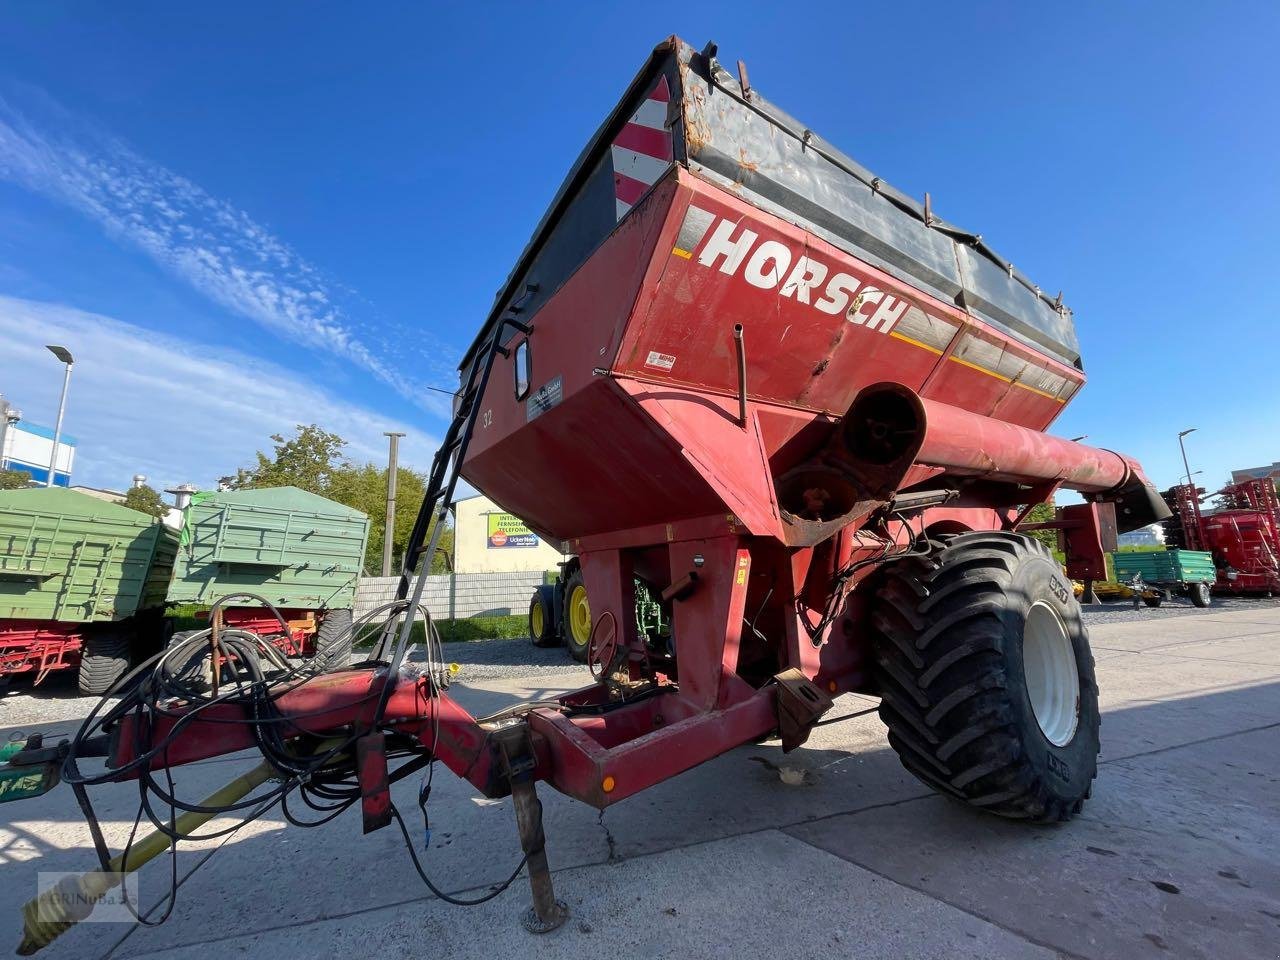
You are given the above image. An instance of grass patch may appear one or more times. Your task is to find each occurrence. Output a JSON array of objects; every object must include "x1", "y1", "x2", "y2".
[
  {"x1": 353, "y1": 614, "x2": 528, "y2": 646},
  {"x1": 169, "y1": 604, "x2": 527, "y2": 645},
  {"x1": 169, "y1": 603, "x2": 208, "y2": 632}
]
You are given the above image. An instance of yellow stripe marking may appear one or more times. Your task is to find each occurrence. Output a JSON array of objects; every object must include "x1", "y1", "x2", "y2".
[
  {"x1": 672, "y1": 247, "x2": 692, "y2": 259},
  {"x1": 948, "y1": 355, "x2": 1013, "y2": 382},
  {"x1": 889, "y1": 331, "x2": 944, "y2": 355},
  {"x1": 949, "y1": 355, "x2": 1067, "y2": 403}
]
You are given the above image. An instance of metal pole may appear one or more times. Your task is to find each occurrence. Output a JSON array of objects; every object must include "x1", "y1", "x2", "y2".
[
  {"x1": 1178, "y1": 428, "x2": 1196, "y2": 489},
  {"x1": 0, "y1": 396, "x2": 14, "y2": 468},
  {"x1": 382, "y1": 432, "x2": 406, "y2": 577},
  {"x1": 47, "y1": 360, "x2": 73, "y2": 487},
  {"x1": 732, "y1": 323, "x2": 747, "y2": 428}
]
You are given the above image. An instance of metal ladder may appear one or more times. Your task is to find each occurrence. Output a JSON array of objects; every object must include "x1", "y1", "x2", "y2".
[{"x1": 376, "y1": 315, "x2": 532, "y2": 688}]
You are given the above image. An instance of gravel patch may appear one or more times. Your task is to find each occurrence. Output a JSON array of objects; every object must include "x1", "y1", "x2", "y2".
[
  {"x1": 1079, "y1": 594, "x2": 1280, "y2": 625},
  {"x1": 1, "y1": 671, "x2": 112, "y2": 732},
  {"x1": 409, "y1": 636, "x2": 587, "y2": 682}
]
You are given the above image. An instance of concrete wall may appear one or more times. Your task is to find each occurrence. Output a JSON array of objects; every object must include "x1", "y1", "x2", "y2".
[
  {"x1": 356, "y1": 571, "x2": 545, "y2": 620},
  {"x1": 453, "y1": 493, "x2": 566, "y2": 574}
]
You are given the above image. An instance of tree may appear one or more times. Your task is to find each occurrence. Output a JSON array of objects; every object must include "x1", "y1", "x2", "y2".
[
  {"x1": 0, "y1": 468, "x2": 33, "y2": 489},
  {"x1": 1023, "y1": 501, "x2": 1059, "y2": 552},
  {"x1": 227, "y1": 425, "x2": 348, "y2": 494},
  {"x1": 228, "y1": 425, "x2": 451, "y2": 575},
  {"x1": 123, "y1": 483, "x2": 169, "y2": 519},
  {"x1": 326, "y1": 461, "x2": 452, "y2": 574}
]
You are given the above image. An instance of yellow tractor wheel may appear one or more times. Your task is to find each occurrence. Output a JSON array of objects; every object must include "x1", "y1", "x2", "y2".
[{"x1": 563, "y1": 569, "x2": 591, "y2": 662}]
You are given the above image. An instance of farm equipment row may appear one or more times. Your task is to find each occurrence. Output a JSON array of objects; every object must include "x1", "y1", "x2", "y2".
[
  {"x1": 1, "y1": 485, "x2": 368, "y2": 694},
  {"x1": 4, "y1": 35, "x2": 1187, "y2": 953},
  {"x1": 1162, "y1": 478, "x2": 1280, "y2": 596}
]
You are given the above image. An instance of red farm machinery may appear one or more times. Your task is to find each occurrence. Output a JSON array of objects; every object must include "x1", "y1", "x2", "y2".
[
  {"x1": 6, "y1": 38, "x2": 1172, "y2": 951},
  {"x1": 1163, "y1": 478, "x2": 1280, "y2": 595}
]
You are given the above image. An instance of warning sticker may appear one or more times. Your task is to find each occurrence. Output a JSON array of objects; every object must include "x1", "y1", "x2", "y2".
[{"x1": 644, "y1": 350, "x2": 676, "y2": 371}]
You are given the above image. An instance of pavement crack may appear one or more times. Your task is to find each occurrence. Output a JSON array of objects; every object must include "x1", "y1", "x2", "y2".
[{"x1": 598, "y1": 809, "x2": 620, "y2": 864}]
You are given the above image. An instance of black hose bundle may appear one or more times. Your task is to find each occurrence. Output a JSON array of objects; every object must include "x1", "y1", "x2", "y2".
[{"x1": 56, "y1": 594, "x2": 526, "y2": 928}]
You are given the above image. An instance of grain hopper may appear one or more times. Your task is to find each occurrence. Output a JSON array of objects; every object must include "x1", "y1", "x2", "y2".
[{"x1": 7, "y1": 38, "x2": 1173, "y2": 949}]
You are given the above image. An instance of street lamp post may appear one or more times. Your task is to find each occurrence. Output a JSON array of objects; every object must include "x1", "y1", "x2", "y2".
[
  {"x1": 382, "y1": 432, "x2": 406, "y2": 576},
  {"x1": 1177, "y1": 428, "x2": 1197, "y2": 489},
  {"x1": 45, "y1": 346, "x2": 74, "y2": 488}
]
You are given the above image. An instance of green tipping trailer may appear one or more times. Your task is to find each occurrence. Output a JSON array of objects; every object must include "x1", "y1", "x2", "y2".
[
  {"x1": 1112, "y1": 549, "x2": 1216, "y2": 608},
  {"x1": 166, "y1": 487, "x2": 369, "y2": 667},
  {"x1": 0, "y1": 487, "x2": 178, "y2": 694}
]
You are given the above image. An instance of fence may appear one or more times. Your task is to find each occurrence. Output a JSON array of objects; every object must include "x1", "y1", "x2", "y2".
[{"x1": 355, "y1": 571, "x2": 544, "y2": 621}]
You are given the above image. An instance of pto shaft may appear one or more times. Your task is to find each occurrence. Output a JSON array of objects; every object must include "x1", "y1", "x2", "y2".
[{"x1": 16, "y1": 760, "x2": 276, "y2": 955}]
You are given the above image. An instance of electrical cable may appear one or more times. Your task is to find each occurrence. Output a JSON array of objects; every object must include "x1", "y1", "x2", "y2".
[
  {"x1": 58, "y1": 587, "x2": 536, "y2": 927},
  {"x1": 389, "y1": 801, "x2": 528, "y2": 906}
]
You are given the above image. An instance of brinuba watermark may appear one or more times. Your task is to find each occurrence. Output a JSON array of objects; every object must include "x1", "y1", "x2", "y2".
[{"x1": 35, "y1": 872, "x2": 141, "y2": 924}]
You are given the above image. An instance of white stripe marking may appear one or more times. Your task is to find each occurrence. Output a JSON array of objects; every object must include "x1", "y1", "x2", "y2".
[
  {"x1": 615, "y1": 197, "x2": 632, "y2": 220},
  {"x1": 628, "y1": 98, "x2": 668, "y2": 132},
  {"x1": 610, "y1": 145, "x2": 670, "y2": 185}
]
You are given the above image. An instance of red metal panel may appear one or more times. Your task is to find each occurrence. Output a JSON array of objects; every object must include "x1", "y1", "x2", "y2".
[{"x1": 615, "y1": 173, "x2": 1080, "y2": 428}]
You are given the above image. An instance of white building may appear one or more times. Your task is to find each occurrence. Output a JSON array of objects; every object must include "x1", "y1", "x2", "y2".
[
  {"x1": 1, "y1": 420, "x2": 76, "y2": 487},
  {"x1": 1117, "y1": 523, "x2": 1165, "y2": 548},
  {"x1": 452, "y1": 494, "x2": 568, "y2": 574}
]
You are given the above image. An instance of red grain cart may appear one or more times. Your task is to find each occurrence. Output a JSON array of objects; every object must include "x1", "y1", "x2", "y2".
[{"x1": 10, "y1": 38, "x2": 1171, "y2": 947}]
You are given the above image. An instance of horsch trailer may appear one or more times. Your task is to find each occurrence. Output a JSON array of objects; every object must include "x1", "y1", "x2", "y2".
[{"x1": 8, "y1": 38, "x2": 1170, "y2": 949}]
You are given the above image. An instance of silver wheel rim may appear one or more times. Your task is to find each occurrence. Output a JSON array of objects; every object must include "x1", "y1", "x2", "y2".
[{"x1": 1023, "y1": 601, "x2": 1080, "y2": 747}]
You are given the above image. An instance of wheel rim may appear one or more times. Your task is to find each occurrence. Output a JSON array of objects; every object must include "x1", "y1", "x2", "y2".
[
  {"x1": 568, "y1": 585, "x2": 591, "y2": 648},
  {"x1": 530, "y1": 601, "x2": 544, "y2": 638},
  {"x1": 1022, "y1": 601, "x2": 1080, "y2": 747}
]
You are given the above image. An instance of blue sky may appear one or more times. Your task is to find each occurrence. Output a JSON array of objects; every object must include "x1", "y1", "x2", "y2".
[{"x1": 1, "y1": 2, "x2": 1276, "y2": 495}]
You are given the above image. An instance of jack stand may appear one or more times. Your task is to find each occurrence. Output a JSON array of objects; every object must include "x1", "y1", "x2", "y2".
[{"x1": 495, "y1": 725, "x2": 568, "y2": 934}]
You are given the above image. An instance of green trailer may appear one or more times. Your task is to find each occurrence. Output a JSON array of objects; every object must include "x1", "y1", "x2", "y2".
[
  {"x1": 166, "y1": 486, "x2": 369, "y2": 667},
  {"x1": 1112, "y1": 549, "x2": 1216, "y2": 608},
  {"x1": 0, "y1": 487, "x2": 178, "y2": 694}
]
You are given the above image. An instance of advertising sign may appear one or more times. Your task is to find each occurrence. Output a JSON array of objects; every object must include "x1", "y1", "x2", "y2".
[{"x1": 486, "y1": 512, "x2": 539, "y2": 549}]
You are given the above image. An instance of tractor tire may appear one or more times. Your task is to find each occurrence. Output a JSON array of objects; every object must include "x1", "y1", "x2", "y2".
[
  {"x1": 1142, "y1": 594, "x2": 1163, "y2": 609},
  {"x1": 313, "y1": 608, "x2": 354, "y2": 671},
  {"x1": 529, "y1": 585, "x2": 558, "y2": 647},
  {"x1": 1190, "y1": 582, "x2": 1212, "y2": 608},
  {"x1": 872, "y1": 531, "x2": 1100, "y2": 823},
  {"x1": 164, "y1": 628, "x2": 263, "y2": 687},
  {"x1": 562, "y1": 569, "x2": 591, "y2": 662},
  {"x1": 165, "y1": 628, "x2": 210, "y2": 686},
  {"x1": 78, "y1": 627, "x2": 132, "y2": 696}
]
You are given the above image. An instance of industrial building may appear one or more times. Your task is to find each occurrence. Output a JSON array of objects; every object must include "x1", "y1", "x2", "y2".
[
  {"x1": 1232, "y1": 461, "x2": 1280, "y2": 484},
  {"x1": 0, "y1": 420, "x2": 76, "y2": 487}
]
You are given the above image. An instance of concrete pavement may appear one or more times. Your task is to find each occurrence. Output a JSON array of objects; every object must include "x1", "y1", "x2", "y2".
[{"x1": 1, "y1": 606, "x2": 1277, "y2": 959}]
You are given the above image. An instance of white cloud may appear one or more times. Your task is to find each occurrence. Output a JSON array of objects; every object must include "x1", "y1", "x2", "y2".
[
  {"x1": 0, "y1": 296, "x2": 439, "y2": 492},
  {"x1": 0, "y1": 93, "x2": 454, "y2": 411}
]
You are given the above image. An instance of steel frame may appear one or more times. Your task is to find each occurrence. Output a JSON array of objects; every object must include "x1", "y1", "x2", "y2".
[{"x1": 0, "y1": 620, "x2": 82, "y2": 684}]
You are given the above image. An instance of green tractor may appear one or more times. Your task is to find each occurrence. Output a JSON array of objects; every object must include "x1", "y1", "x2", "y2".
[{"x1": 528, "y1": 559, "x2": 673, "y2": 667}]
